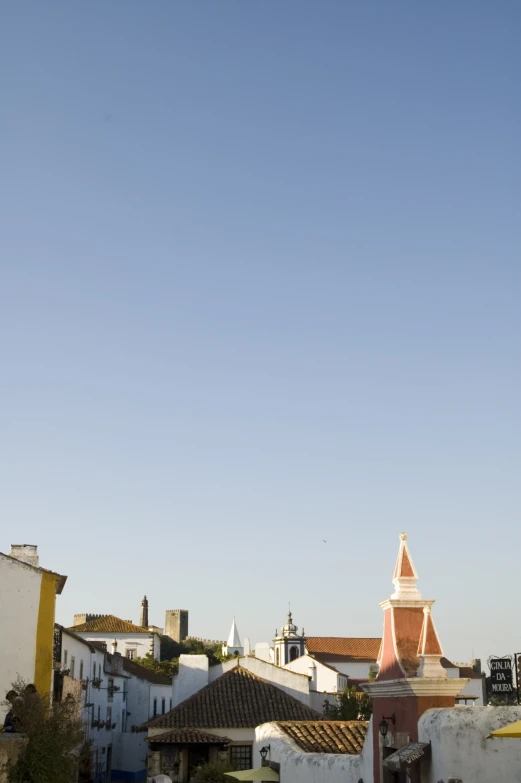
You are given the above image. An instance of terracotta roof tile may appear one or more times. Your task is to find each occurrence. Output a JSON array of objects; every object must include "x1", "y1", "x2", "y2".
[
  {"x1": 148, "y1": 667, "x2": 322, "y2": 730},
  {"x1": 306, "y1": 638, "x2": 381, "y2": 660},
  {"x1": 147, "y1": 728, "x2": 230, "y2": 745},
  {"x1": 68, "y1": 615, "x2": 154, "y2": 634},
  {"x1": 276, "y1": 720, "x2": 368, "y2": 754}
]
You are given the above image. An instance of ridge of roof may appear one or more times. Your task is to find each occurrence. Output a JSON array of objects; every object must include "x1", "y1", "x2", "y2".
[
  {"x1": 148, "y1": 666, "x2": 323, "y2": 730},
  {"x1": 58, "y1": 624, "x2": 97, "y2": 653},
  {"x1": 67, "y1": 614, "x2": 155, "y2": 634}
]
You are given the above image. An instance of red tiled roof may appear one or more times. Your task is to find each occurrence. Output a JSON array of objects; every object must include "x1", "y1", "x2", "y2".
[
  {"x1": 148, "y1": 667, "x2": 322, "y2": 730},
  {"x1": 147, "y1": 728, "x2": 230, "y2": 745},
  {"x1": 276, "y1": 720, "x2": 368, "y2": 754},
  {"x1": 68, "y1": 615, "x2": 153, "y2": 634},
  {"x1": 306, "y1": 638, "x2": 381, "y2": 660}
]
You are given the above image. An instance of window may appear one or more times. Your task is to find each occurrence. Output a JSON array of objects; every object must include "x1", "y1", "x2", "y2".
[
  {"x1": 97, "y1": 706, "x2": 101, "y2": 722},
  {"x1": 169, "y1": 698, "x2": 172, "y2": 711},
  {"x1": 93, "y1": 662, "x2": 97, "y2": 679},
  {"x1": 121, "y1": 709, "x2": 127, "y2": 733},
  {"x1": 230, "y1": 746, "x2": 252, "y2": 770},
  {"x1": 106, "y1": 707, "x2": 112, "y2": 729},
  {"x1": 126, "y1": 649, "x2": 136, "y2": 660},
  {"x1": 290, "y1": 645, "x2": 299, "y2": 662},
  {"x1": 161, "y1": 698, "x2": 166, "y2": 715},
  {"x1": 79, "y1": 660, "x2": 84, "y2": 681},
  {"x1": 153, "y1": 698, "x2": 157, "y2": 718},
  {"x1": 63, "y1": 650, "x2": 68, "y2": 666},
  {"x1": 70, "y1": 656, "x2": 76, "y2": 679},
  {"x1": 108, "y1": 678, "x2": 114, "y2": 702},
  {"x1": 122, "y1": 685, "x2": 127, "y2": 703},
  {"x1": 275, "y1": 649, "x2": 280, "y2": 666}
]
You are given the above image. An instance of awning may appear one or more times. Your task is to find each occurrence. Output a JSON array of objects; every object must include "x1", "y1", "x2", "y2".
[
  {"x1": 224, "y1": 768, "x2": 279, "y2": 781},
  {"x1": 383, "y1": 742, "x2": 431, "y2": 772},
  {"x1": 488, "y1": 719, "x2": 521, "y2": 739}
]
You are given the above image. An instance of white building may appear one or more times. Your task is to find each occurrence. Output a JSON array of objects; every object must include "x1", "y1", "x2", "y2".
[
  {"x1": 0, "y1": 544, "x2": 66, "y2": 721},
  {"x1": 70, "y1": 615, "x2": 161, "y2": 661},
  {"x1": 283, "y1": 653, "x2": 348, "y2": 712},
  {"x1": 55, "y1": 625, "x2": 171, "y2": 782},
  {"x1": 147, "y1": 655, "x2": 322, "y2": 781},
  {"x1": 222, "y1": 618, "x2": 243, "y2": 658}
]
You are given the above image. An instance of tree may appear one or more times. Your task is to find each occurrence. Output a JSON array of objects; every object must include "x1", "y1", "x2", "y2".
[
  {"x1": 193, "y1": 762, "x2": 237, "y2": 782},
  {"x1": 3, "y1": 680, "x2": 87, "y2": 783},
  {"x1": 325, "y1": 686, "x2": 373, "y2": 721},
  {"x1": 135, "y1": 653, "x2": 179, "y2": 676}
]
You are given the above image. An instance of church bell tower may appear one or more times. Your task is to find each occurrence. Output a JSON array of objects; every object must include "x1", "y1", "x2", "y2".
[{"x1": 273, "y1": 610, "x2": 305, "y2": 666}]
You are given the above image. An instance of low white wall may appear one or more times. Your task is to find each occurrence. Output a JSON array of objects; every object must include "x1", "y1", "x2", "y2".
[
  {"x1": 75, "y1": 632, "x2": 159, "y2": 660},
  {"x1": 285, "y1": 654, "x2": 341, "y2": 693},
  {"x1": 254, "y1": 722, "x2": 371, "y2": 783},
  {"x1": 419, "y1": 706, "x2": 521, "y2": 783}
]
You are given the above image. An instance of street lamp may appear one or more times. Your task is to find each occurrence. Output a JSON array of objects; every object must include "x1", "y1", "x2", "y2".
[
  {"x1": 259, "y1": 745, "x2": 270, "y2": 762},
  {"x1": 379, "y1": 714, "x2": 396, "y2": 738}
]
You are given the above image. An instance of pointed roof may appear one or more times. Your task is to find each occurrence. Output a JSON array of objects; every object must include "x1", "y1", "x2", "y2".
[
  {"x1": 391, "y1": 532, "x2": 421, "y2": 600},
  {"x1": 226, "y1": 618, "x2": 242, "y2": 649},
  {"x1": 68, "y1": 614, "x2": 154, "y2": 634},
  {"x1": 147, "y1": 667, "x2": 322, "y2": 729},
  {"x1": 417, "y1": 606, "x2": 443, "y2": 657}
]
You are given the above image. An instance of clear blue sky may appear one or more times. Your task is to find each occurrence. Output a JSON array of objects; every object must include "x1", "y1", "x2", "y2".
[{"x1": 1, "y1": 1, "x2": 519, "y2": 665}]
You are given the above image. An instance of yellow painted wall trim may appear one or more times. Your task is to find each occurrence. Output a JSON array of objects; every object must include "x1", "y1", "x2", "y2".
[{"x1": 34, "y1": 572, "x2": 57, "y2": 695}]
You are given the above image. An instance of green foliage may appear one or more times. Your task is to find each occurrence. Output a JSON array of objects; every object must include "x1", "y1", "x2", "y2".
[
  {"x1": 193, "y1": 762, "x2": 236, "y2": 782},
  {"x1": 135, "y1": 653, "x2": 179, "y2": 676},
  {"x1": 325, "y1": 686, "x2": 373, "y2": 721},
  {"x1": 154, "y1": 637, "x2": 232, "y2": 672},
  {"x1": 3, "y1": 680, "x2": 86, "y2": 783}
]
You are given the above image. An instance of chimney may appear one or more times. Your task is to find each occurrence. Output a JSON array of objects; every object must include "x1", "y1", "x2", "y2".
[
  {"x1": 140, "y1": 595, "x2": 149, "y2": 628},
  {"x1": 111, "y1": 640, "x2": 118, "y2": 655},
  {"x1": 10, "y1": 545, "x2": 39, "y2": 568},
  {"x1": 172, "y1": 655, "x2": 209, "y2": 707}
]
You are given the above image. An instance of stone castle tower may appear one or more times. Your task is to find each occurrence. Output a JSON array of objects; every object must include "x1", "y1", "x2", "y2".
[{"x1": 165, "y1": 609, "x2": 189, "y2": 643}]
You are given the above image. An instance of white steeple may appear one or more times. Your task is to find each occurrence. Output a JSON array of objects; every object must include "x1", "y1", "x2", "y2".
[{"x1": 222, "y1": 618, "x2": 244, "y2": 658}]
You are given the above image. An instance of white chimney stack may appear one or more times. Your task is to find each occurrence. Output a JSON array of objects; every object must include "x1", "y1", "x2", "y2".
[
  {"x1": 112, "y1": 640, "x2": 118, "y2": 655},
  {"x1": 10, "y1": 544, "x2": 39, "y2": 568}
]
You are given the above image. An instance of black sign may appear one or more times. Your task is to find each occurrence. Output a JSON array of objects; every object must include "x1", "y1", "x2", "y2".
[{"x1": 490, "y1": 658, "x2": 514, "y2": 694}]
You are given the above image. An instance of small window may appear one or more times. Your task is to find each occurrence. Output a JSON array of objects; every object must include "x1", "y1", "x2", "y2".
[
  {"x1": 126, "y1": 649, "x2": 136, "y2": 660},
  {"x1": 70, "y1": 656, "x2": 76, "y2": 679},
  {"x1": 97, "y1": 706, "x2": 101, "y2": 722},
  {"x1": 106, "y1": 707, "x2": 112, "y2": 728},
  {"x1": 161, "y1": 698, "x2": 166, "y2": 715},
  {"x1": 275, "y1": 649, "x2": 280, "y2": 666},
  {"x1": 63, "y1": 650, "x2": 68, "y2": 666},
  {"x1": 230, "y1": 746, "x2": 252, "y2": 770},
  {"x1": 79, "y1": 660, "x2": 84, "y2": 681},
  {"x1": 108, "y1": 678, "x2": 114, "y2": 702},
  {"x1": 290, "y1": 645, "x2": 299, "y2": 662},
  {"x1": 153, "y1": 698, "x2": 157, "y2": 718},
  {"x1": 169, "y1": 698, "x2": 172, "y2": 711}
]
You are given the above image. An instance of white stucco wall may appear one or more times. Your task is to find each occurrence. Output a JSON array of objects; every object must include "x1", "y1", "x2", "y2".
[
  {"x1": 284, "y1": 654, "x2": 345, "y2": 694},
  {"x1": 0, "y1": 554, "x2": 42, "y2": 719},
  {"x1": 254, "y1": 720, "x2": 374, "y2": 783},
  {"x1": 316, "y1": 659, "x2": 373, "y2": 679},
  {"x1": 74, "y1": 631, "x2": 160, "y2": 661},
  {"x1": 419, "y1": 706, "x2": 521, "y2": 783},
  {"x1": 150, "y1": 683, "x2": 173, "y2": 720}
]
